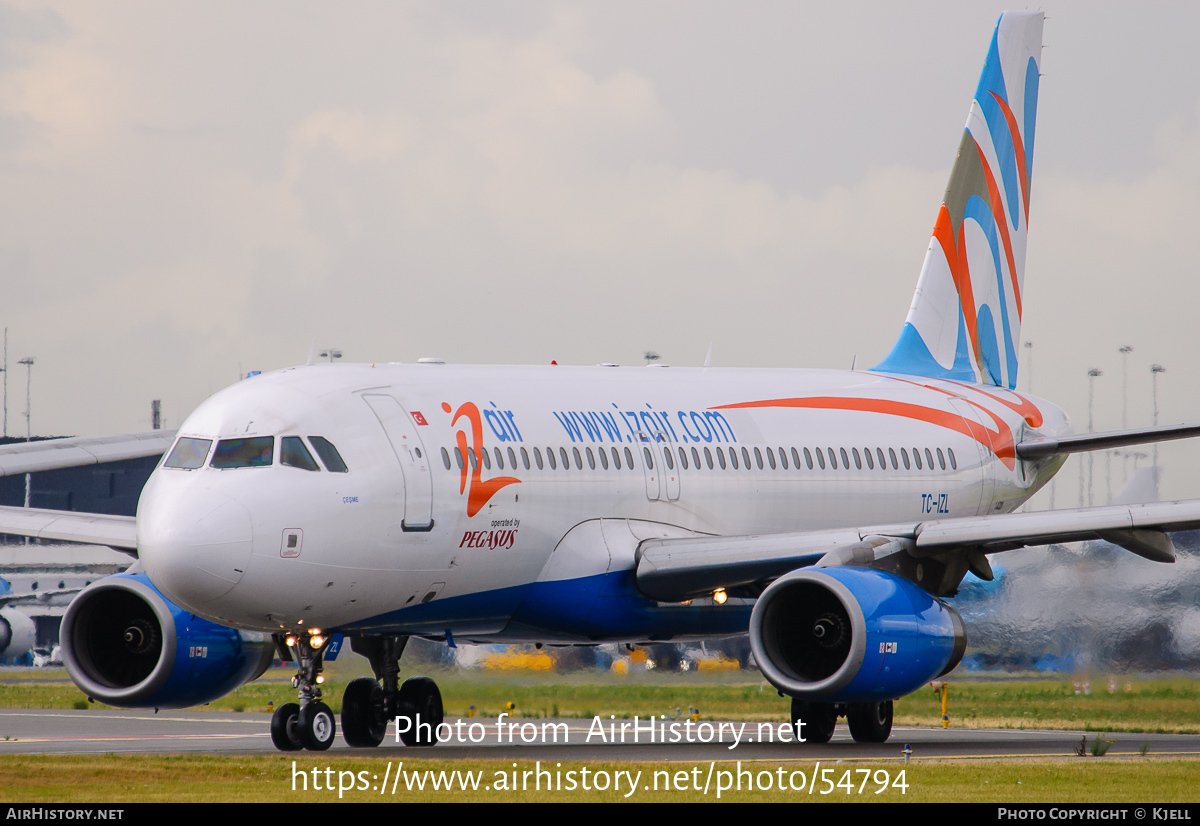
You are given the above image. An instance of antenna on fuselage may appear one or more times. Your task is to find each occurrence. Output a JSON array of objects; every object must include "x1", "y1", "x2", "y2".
[
  {"x1": 703, "y1": 342, "x2": 713, "y2": 369},
  {"x1": 306, "y1": 338, "x2": 316, "y2": 366},
  {"x1": 851, "y1": 354, "x2": 858, "y2": 371}
]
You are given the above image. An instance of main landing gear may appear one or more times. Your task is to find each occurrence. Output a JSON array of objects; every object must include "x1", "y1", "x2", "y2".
[
  {"x1": 342, "y1": 635, "x2": 445, "y2": 748},
  {"x1": 271, "y1": 631, "x2": 338, "y2": 751},
  {"x1": 790, "y1": 697, "x2": 894, "y2": 744}
]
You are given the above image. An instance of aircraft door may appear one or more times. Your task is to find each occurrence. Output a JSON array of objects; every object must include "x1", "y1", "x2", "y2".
[
  {"x1": 363, "y1": 394, "x2": 435, "y2": 531},
  {"x1": 639, "y1": 440, "x2": 660, "y2": 501},
  {"x1": 661, "y1": 444, "x2": 680, "y2": 501},
  {"x1": 947, "y1": 398, "x2": 995, "y2": 516}
]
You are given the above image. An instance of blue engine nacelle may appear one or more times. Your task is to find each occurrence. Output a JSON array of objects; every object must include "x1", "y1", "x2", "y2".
[
  {"x1": 749, "y1": 567, "x2": 966, "y2": 702},
  {"x1": 61, "y1": 572, "x2": 273, "y2": 708}
]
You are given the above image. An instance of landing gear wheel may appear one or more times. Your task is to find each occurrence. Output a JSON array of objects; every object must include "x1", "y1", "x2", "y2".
[
  {"x1": 791, "y1": 697, "x2": 837, "y2": 744},
  {"x1": 846, "y1": 700, "x2": 893, "y2": 743},
  {"x1": 397, "y1": 676, "x2": 443, "y2": 747},
  {"x1": 299, "y1": 701, "x2": 337, "y2": 751},
  {"x1": 271, "y1": 702, "x2": 303, "y2": 751},
  {"x1": 342, "y1": 677, "x2": 387, "y2": 747}
]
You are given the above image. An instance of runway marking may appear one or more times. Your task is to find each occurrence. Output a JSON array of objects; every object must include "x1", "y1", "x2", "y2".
[
  {"x1": 0, "y1": 712, "x2": 263, "y2": 725},
  {"x1": 0, "y1": 733, "x2": 271, "y2": 744}
]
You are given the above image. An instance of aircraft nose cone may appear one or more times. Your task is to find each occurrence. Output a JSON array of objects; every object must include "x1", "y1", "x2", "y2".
[{"x1": 138, "y1": 483, "x2": 253, "y2": 611}]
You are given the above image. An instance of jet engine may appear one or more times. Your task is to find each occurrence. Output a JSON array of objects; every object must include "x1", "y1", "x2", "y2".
[
  {"x1": 61, "y1": 572, "x2": 273, "y2": 708},
  {"x1": 749, "y1": 567, "x2": 966, "y2": 702},
  {"x1": 0, "y1": 607, "x2": 36, "y2": 661}
]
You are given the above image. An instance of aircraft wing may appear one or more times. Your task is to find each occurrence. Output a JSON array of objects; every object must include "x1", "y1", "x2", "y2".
[
  {"x1": 0, "y1": 505, "x2": 137, "y2": 554},
  {"x1": 0, "y1": 430, "x2": 176, "y2": 477},
  {"x1": 635, "y1": 499, "x2": 1200, "y2": 602},
  {"x1": 0, "y1": 588, "x2": 82, "y2": 608}
]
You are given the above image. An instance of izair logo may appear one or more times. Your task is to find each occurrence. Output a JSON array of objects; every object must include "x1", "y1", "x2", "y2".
[{"x1": 442, "y1": 401, "x2": 521, "y2": 518}]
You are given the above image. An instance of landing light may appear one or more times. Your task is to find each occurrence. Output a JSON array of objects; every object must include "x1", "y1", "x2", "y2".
[
  {"x1": 316, "y1": 675, "x2": 325, "y2": 685},
  {"x1": 309, "y1": 628, "x2": 322, "y2": 636},
  {"x1": 285, "y1": 636, "x2": 297, "y2": 647},
  {"x1": 713, "y1": 588, "x2": 728, "y2": 605},
  {"x1": 310, "y1": 635, "x2": 326, "y2": 649}
]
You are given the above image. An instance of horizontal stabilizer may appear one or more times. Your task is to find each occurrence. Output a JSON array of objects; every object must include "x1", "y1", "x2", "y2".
[
  {"x1": 0, "y1": 505, "x2": 137, "y2": 553},
  {"x1": 0, "y1": 430, "x2": 176, "y2": 477},
  {"x1": 1016, "y1": 422, "x2": 1200, "y2": 460}
]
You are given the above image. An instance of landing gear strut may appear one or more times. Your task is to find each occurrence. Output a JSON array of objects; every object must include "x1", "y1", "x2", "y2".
[
  {"x1": 271, "y1": 632, "x2": 336, "y2": 751},
  {"x1": 344, "y1": 635, "x2": 445, "y2": 748}
]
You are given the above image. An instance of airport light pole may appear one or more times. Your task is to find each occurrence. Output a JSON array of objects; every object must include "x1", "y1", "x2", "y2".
[
  {"x1": 1151, "y1": 363, "x2": 1165, "y2": 470},
  {"x1": 1119, "y1": 345, "x2": 1133, "y2": 486},
  {"x1": 1087, "y1": 368, "x2": 1102, "y2": 507},
  {"x1": 1023, "y1": 341, "x2": 1033, "y2": 394},
  {"x1": 18, "y1": 356, "x2": 33, "y2": 542}
]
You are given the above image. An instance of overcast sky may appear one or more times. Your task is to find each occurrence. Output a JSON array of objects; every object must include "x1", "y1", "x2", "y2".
[{"x1": 2, "y1": 1, "x2": 1199, "y2": 504}]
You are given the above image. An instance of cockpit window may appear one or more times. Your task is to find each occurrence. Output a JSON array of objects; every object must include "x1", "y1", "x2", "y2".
[
  {"x1": 281, "y1": 436, "x2": 320, "y2": 471},
  {"x1": 164, "y1": 437, "x2": 212, "y2": 469},
  {"x1": 308, "y1": 436, "x2": 349, "y2": 473},
  {"x1": 211, "y1": 437, "x2": 274, "y2": 468}
]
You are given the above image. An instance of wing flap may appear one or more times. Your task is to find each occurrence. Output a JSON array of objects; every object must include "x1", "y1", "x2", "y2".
[
  {"x1": 0, "y1": 431, "x2": 176, "y2": 477},
  {"x1": 0, "y1": 505, "x2": 137, "y2": 552}
]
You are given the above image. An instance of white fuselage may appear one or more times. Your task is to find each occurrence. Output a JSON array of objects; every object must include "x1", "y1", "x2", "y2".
[{"x1": 136, "y1": 362, "x2": 1070, "y2": 642}]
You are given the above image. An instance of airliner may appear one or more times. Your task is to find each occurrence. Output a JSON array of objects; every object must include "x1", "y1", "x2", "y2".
[{"x1": 2, "y1": 10, "x2": 1199, "y2": 752}]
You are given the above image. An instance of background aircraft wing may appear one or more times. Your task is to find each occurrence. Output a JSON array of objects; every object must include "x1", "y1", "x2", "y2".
[
  {"x1": 0, "y1": 505, "x2": 137, "y2": 553},
  {"x1": 0, "y1": 430, "x2": 176, "y2": 477},
  {"x1": 635, "y1": 499, "x2": 1200, "y2": 601}
]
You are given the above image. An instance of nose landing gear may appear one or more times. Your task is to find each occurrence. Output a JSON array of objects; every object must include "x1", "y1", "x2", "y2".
[{"x1": 270, "y1": 632, "x2": 336, "y2": 751}]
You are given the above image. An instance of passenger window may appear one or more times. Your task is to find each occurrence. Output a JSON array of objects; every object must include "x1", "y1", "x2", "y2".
[
  {"x1": 827, "y1": 448, "x2": 837, "y2": 470},
  {"x1": 560, "y1": 447, "x2": 570, "y2": 469},
  {"x1": 624, "y1": 447, "x2": 635, "y2": 469},
  {"x1": 815, "y1": 448, "x2": 825, "y2": 470},
  {"x1": 716, "y1": 447, "x2": 727, "y2": 469},
  {"x1": 469, "y1": 449, "x2": 479, "y2": 470},
  {"x1": 547, "y1": 448, "x2": 557, "y2": 470},
  {"x1": 936, "y1": 448, "x2": 945, "y2": 470},
  {"x1": 793, "y1": 447, "x2": 803, "y2": 469},
  {"x1": 852, "y1": 448, "x2": 862, "y2": 470},
  {"x1": 804, "y1": 447, "x2": 814, "y2": 470},
  {"x1": 481, "y1": 448, "x2": 492, "y2": 470},
  {"x1": 164, "y1": 437, "x2": 212, "y2": 470},
  {"x1": 599, "y1": 448, "x2": 609, "y2": 470},
  {"x1": 612, "y1": 447, "x2": 622, "y2": 470},
  {"x1": 777, "y1": 447, "x2": 787, "y2": 470},
  {"x1": 534, "y1": 447, "x2": 545, "y2": 470},
  {"x1": 494, "y1": 447, "x2": 504, "y2": 470},
  {"x1": 877, "y1": 448, "x2": 887, "y2": 470},
  {"x1": 508, "y1": 447, "x2": 518, "y2": 469},
  {"x1": 440, "y1": 447, "x2": 451, "y2": 471},
  {"x1": 704, "y1": 447, "x2": 714, "y2": 469},
  {"x1": 691, "y1": 447, "x2": 701, "y2": 469},
  {"x1": 586, "y1": 447, "x2": 596, "y2": 470},
  {"x1": 643, "y1": 447, "x2": 654, "y2": 469},
  {"x1": 308, "y1": 437, "x2": 349, "y2": 473},
  {"x1": 901, "y1": 448, "x2": 911, "y2": 470},
  {"x1": 664, "y1": 447, "x2": 674, "y2": 470},
  {"x1": 678, "y1": 447, "x2": 688, "y2": 470},
  {"x1": 948, "y1": 448, "x2": 957, "y2": 470},
  {"x1": 863, "y1": 448, "x2": 873, "y2": 470},
  {"x1": 925, "y1": 448, "x2": 935, "y2": 470},
  {"x1": 888, "y1": 448, "x2": 898, "y2": 470},
  {"x1": 754, "y1": 447, "x2": 763, "y2": 470},
  {"x1": 573, "y1": 447, "x2": 583, "y2": 469},
  {"x1": 766, "y1": 447, "x2": 776, "y2": 470},
  {"x1": 212, "y1": 437, "x2": 274, "y2": 469},
  {"x1": 729, "y1": 447, "x2": 739, "y2": 470},
  {"x1": 521, "y1": 447, "x2": 531, "y2": 470},
  {"x1": 839, "y1": 447, "x2": 849, "y2": 469},
  {"x1": 741, "y1": 447, "x2": 751, "y2": 469}
]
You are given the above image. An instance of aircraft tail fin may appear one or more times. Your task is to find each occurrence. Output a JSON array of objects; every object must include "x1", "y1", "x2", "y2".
[{"x1": 872, "y1": 11, "x2": 1043, "y2": 389}]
